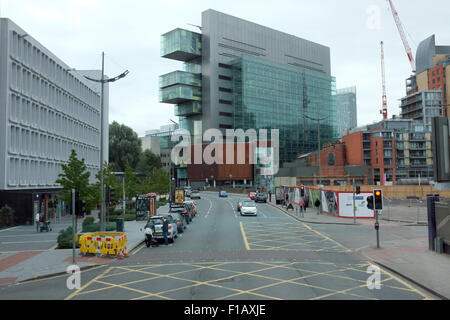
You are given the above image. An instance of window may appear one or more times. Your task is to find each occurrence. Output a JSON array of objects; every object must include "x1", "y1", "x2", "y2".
[
  {"x1": 218, "y1": 63, "x2": 232, "y2": 69},
  {"x1": 219, "y1": 75, "x2": 232, "y2": 81},
  {"x1": 219, "y1": 112, "x2": 233, "y2": 117},
  {"x1": 219, "y1": 87, "x2": 232, "y2": 93},
  {"x1": 219, "y1": 99, "x2": 232, "y2": 105},
  {"x1": 219, "y1": 124, "x2": 232, "y2": 129}
]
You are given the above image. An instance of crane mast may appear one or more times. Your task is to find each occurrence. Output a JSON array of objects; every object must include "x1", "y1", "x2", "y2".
[
  {"x1": 387, "y1": 0, "x2": 416, "y2": 72},
  {"x1": 381, "y1": 41, "x2": 388, "y2": 120}
]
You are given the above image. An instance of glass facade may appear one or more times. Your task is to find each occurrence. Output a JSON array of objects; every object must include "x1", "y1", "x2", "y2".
[
  {"x1": 175, "y1": 102, "x2": 202, "y2": 117},
  {"x1": 336, "y1": 87, "x2": 357, "y2": 138},
  {"x1": 231, "y1": 55, "x2": 337, "y2": 164},
  {"x1": 159, "y1": 71, "x2": 202, "y2": 89},
  {"x1": 160, "y1": 28, "x2": 202, "y2": 62},
  {"x1": 159, "y1": 85, "x2": 202, "y2": 104}
]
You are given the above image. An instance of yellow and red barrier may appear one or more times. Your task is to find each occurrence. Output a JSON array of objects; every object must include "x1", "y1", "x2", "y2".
[{"x1": 79, "y1": 232, "x2": 128, "y2": 258}]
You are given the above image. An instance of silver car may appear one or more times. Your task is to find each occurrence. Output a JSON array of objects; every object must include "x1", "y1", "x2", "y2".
[
  {"x1": 147, "y1": 215, "x2": 178, "y2": 243},
  {"x1": 237, "y1": 198, "x2": 248, "y2": 212},
  {"x1": 240, "y1": 201, "x2": 258, "y2": 216}
]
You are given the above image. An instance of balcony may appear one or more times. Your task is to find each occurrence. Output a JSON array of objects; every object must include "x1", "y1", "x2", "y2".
[
  {"x1": 175, "y1": 102, "x2": 202, "y2": 117},
  {"x1": 160, "y1": 71, "x2": 202, "y2": 89},
  {"x1": 159, "y1": 85, "x2": 201, "y2": 104},
  {"x1": 161, "y1": 28, "x2": 201, "y2": 62}
]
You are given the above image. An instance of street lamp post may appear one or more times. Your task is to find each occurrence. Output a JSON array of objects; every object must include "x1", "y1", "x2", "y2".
[
  {"x1": 84, "y1": 52, "x2": 129, "y2": 231},
  {"x1": 304, "y1": 111, "x2": 328, "y2": 215}
]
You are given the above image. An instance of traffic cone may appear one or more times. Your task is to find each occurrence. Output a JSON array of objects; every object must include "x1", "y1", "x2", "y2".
[{"x1": 124, "y1": 247, "x2": 129, "y2": 257}]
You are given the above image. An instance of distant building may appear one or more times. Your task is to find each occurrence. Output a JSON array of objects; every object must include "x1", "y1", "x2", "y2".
[
  {"x1": 406, "y1": 34, "x2": 450, "y2": 116},
  {"x1": 159, "y1": 9, "x2": 338, "y2": 166},
  {"x1": 0, "y1": 18, "x2": 108, "y2": 224},
  {"x1": 336, "y1": 87, "x2": 357, "y2": 138},
  {"x1": 144, "y1": 123, "x2": 179, "y2": 173}
]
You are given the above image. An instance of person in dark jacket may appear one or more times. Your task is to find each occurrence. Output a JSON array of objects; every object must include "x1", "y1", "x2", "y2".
[
  {"x1": 314, "y1": 199, "x2": 321, "y2": 215},
  {"x1": 162, "y1": 217, "x2": 169, "y2": 246}
]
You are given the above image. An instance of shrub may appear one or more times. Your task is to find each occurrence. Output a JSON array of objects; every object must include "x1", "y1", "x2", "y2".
[
  {"x1": 109, "y1": 214, "x2": 136, "y2": 221},
  {"x1": 57, "y1": 227, "x2": 80, "y2": 249},
  {"x1": 0, "y1": 205, "x2": 14, "y2": 227},
  {"x1": 82, "y1": 216, "x2": 95, "y2": 228},
  {"x1": 82, "y1": 222, "x2": 116, "y2": 233}
]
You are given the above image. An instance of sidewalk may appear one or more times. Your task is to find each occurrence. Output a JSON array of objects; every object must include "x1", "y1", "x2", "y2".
[
  {"x1": 268, "y1": 197, "x2": 450, "y2": 299},
  {"x1": 0, "y1": 219, "x2": 146, "y2": 286},
  {"x1": 267, "y1": 198, "x2": 414, "y2": 226},
  {"x1": 361, "y1": 237, "x2": 450, "y2": 299}
]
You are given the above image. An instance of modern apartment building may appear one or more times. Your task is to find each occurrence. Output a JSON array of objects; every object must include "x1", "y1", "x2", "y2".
[
  {"x1": 336, "y1": 86, "x2": 357, "y2": 138},
  {"x1": 400, "y1": 90, "x2": 443, "y2": 132},
  {"x1": 0, "y1": 18, "x2": 108, "y2": 224},
  {"x1": 159, "y1": 9, "x2": 338, "y2": 167},
  {"x1": 406, "y1": 35, "x2": 450, "y2": 116}
]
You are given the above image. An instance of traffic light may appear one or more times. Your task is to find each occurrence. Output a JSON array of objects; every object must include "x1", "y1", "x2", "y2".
[
  {"x1": 80, "y1": 200, "x2": 87, "y2": 216},
  {"x1": 108, "y1": 186, "x2": 116, "y2": 204},
  {"x1": 300, "y1": 185, "x2": 305, "y2": 197},
  {"x1": 367, "y1": 195, "x2": 374, "y2": 210},
  {"x1": 374, "y1": 189, "x2": 383, "y2": 210},
  {"x1": 356, "y1": 186, "x2": 361, "y2": 195}
]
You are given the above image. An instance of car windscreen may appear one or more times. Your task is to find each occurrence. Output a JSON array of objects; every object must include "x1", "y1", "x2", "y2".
[
  {"x1": 149, "y1": 218, "x2": 164, "y2": 225},
  {"x1": 243, "y1": 202, "x2": 256, "y2": 207}
]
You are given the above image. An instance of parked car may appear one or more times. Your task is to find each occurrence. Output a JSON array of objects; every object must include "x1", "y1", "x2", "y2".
[
  {"x1": 219, "y1": 191, "x2": 228, "y2": 198},
  {"x1": 184, "y1": 200, "x2": 197, "y2": 217},
  {"x1": 191, "y1": 190, "x2": 201, "y2": 199},
  {"x1": 248, "y1": 192, "x2": 257, "y2": 200},
  {"x1": 146, "y1": 215, "x2": 177, "y2": 243},
  {"x1": 184, "y1": 186, "x2": 192, "y2": 198},
  {"x1": 236, "y1": 198, "x2": 248, "y2": 212},
  {"x1": 255, "y1": 193, "x2": 267, "y2": 203},
  {"x1": 169, "y1": 204, "x2": 192, "y2": 224},
  {"x1": 167, "y1": 212, "x2": 186, "y2": 234},
  {"x1": 240, "y1": 201, "x2": 258, "y2": 216}
]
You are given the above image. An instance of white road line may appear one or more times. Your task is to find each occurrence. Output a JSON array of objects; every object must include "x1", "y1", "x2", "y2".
[
  {"x1": 204, "y1": 196, "x2": 213, "y2": 219},
  {"x1": 0, "y1": 226, "x2": 20, "y2": 233},
  {"x1": 226, "y1": 199, "x2": 238, "y2": 218}
]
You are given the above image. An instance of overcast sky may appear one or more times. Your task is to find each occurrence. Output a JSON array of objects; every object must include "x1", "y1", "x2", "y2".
[{"x1": 2, "y1": 0, "x2": 450, "y2": 137}]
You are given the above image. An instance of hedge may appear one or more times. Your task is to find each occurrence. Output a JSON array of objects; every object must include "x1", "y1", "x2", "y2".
[
  {"x1": 82, "y1": 222, "x2": 116, "y2": 233},
  {"x1": 57, "y1": 227, "x2": 79, "y2": 249},
  {"x1": 109, "y1": 214, "x2": 136, "y2": 221}
]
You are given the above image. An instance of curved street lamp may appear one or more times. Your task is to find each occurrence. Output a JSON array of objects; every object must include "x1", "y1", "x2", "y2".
[{"x1": 84, "y1": 52, "x2": 129, "y2": 231}]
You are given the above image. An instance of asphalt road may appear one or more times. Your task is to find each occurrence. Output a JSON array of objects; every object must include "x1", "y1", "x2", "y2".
[{"x1": 0, "y1": 191, "x2": 436, "y2": 300}]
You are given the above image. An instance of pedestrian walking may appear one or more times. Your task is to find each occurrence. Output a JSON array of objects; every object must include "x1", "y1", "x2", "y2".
[
  {"x1": 299, "y1": 198, "x2": 304, "y2": 217},
  {"x1": 314, "y1": 199, "x2": 321, "y2": 215},
  {"x1": 162, "y1": 217, "x2": 169, "y2": 246},
  {"x1": 35, "y1": 213, "x2": 40, "y2": 232}
]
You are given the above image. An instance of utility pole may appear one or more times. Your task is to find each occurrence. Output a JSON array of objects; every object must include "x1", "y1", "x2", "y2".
[
  {"x1": 72, "y1": 189, "x2": 76, "y2": 265},
  {"x1": 100, "y1": 52, "x2": 105, "y2": 231},
  {"x1": 83, "y1": 53, "x2": 129, "y2": 231},
  {"x1": 353, "y1": 179, "x2": 356, "y2": 224}
]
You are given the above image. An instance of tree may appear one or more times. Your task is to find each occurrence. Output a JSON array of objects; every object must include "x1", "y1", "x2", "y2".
[
  {"x1": 124, "y1": 162, "x2": 139, "y2": 200},
  {"x1": 56, "y1": 149, "x2": 91, "y2": 208},
  {"x1": 136, "y1": 149, "x2": 162, "y2": 174},
  {"x1": 109, "y1": 121, "x2": 142, "y2": 171},
  {"x1": 138, "y1": 168, "x2": 169, "y2": 195}
]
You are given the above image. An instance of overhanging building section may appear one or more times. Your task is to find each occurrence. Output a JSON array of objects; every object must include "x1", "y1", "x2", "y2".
[{"x1": 160, "y1": 28, "x2": 202, "y2": 62}]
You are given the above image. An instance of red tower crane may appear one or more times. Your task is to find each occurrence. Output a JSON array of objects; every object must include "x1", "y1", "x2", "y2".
[
  {"x1": 381, "y1": 41, "x2": 388, "y2": 120},
  {"x1": 387, "y1": 0, "x2": 416, "y2": 72}
]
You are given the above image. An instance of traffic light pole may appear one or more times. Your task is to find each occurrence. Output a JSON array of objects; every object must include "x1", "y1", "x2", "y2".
[
  {"x1": 375, "y1": 196, "x2": 380, "y2": 249},
  {"x1": 352, "y1": 179, "x2": 356, "y2": 224},
  {"x1": 72, "y1": 189, "x2": 76, "y2": 265}
]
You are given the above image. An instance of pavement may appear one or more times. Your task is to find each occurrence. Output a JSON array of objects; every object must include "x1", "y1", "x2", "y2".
[
  {"x1": 265, "y1": 196, "x2": 450, "y2": 299},
  {"x1": 0, "y1": 215, "x2": 147, "y2": 286}
]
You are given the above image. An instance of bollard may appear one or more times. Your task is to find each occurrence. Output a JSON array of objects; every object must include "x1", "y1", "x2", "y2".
[{"x1": 426, "y1": 195, "x2": 437, "y2": 251}]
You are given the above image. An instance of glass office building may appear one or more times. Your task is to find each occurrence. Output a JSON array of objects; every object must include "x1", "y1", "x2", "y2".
[
  {"x1": 231, "y1": 55, "x2": 337, "y2": 163},
  {"x1": 160, "y1": 10, "x2": 338, "y2": 184}
]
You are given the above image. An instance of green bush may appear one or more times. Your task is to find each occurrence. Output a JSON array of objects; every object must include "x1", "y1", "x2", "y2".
[
  {"x1": 0, "y1": 205, "x2": 14, "y2": 227},
  {"x1": 57, "y1": 227, "x2": 79, "y2": 249},
  {"x1": 109, "y1": 214, "x2": 136, "y2": 221},
  {"x1": 82, "y1": 216, "x2": 95, "y2": 229},
  {"x1": 82, "y1": 222, "x2": 116, "y2": 233}
]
